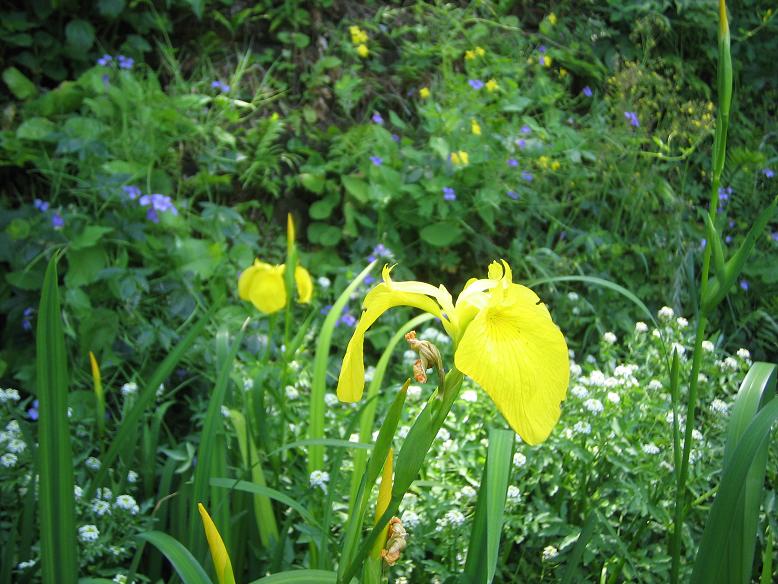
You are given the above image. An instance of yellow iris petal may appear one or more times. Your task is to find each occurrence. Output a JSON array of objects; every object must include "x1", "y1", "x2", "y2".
[
  {"x1": 337, "y1": 283, "x2": 444, "y2": 402},
  {"x1": 454, "y1": 283, "x2": 569, "y2": 444},
  {"x1": 239, "y1": 262, "x2": 286, "y2": 314},
  {"x1": 198, "y1": 503, "x2": 236, "y2": 584},
  {"x1": 295, "y1": 265, "x2": 314, "y2": 304}
]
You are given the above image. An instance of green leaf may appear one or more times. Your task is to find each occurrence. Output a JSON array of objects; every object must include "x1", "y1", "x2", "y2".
[
  {"x1": 70, "y1": 226, "x2": 113, "y2": 250},
  {"x1": 137, "y1": 532, "x2": 212, "y2": 584},
  {"x1": 3, "y1": 66, "x2": 38, "y2": 100},
  {"x1": 420, "y1": 222, "x2": 462, "y2": 247},
  {"x1": 307, "y1": 222, "x2": 342, "y2": 246},
  {"x1": 342, "y1": 176, "x2": 368, "y2": 204},
  {"x1": 703, "y1": 212, "x2": 726, "y2": 277},
  {"x1": 560, "y1": 511, "x2": 598, "y2": 584},
  {"x1": 16, "y1": 117, "x2": 57, "y2": 141},
  {"x1": 37, "y1": 256, "x2": 78, "y2": 584},
  {"x1": 309, "y1": 194, "x2": 339, "y2": 220},
  {"x1": 65, "y1": 246, "x2": 107, "y2": 288},
  {"x1": 300, "y1": 173, "x2": 326, "y2": 194},
  {"x1": 65, "y1": 19, "x2": 95, "y2": 53},
  {"x1": 247, "y1": 570, "x2": 336, "y2": 584},
  {"x1": 97, "y1": 0, "x2": 125, "y2": 18}
]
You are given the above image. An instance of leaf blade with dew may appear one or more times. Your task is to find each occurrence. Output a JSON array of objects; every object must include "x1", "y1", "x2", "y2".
[
  {"x1": 137, "y1": 531, "x2": 213, "y2": 584},
  {"x1": 36, "y1": 256, "x2": 78, "y2": 584},
  {"x1": 309, "y1": 261, "x2": 377, "y2": 473},
  {"x1": 691, "y1": 391, "x2": 778, "y2": 584},
  {"x1": 86, "y1": 305, "x2": 214, "y2": 500},
  {"x1": 349, "y1": 313, "x2": 435, "y2": 507},
  {"x1": 462, "y1": 427, "x2": 514, "y2": 584}
]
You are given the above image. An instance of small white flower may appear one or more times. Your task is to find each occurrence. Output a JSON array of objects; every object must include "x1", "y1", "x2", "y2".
[
  {"x1": 17, "y1": 559, "x2": 36, "y2": 570},
  {"x1": 567, "y1": 292, "x2": 579, "y2": 302},
  {"x1": 602, "y1": 332, "x2": 617, "y2": 345},
  {"x1": 6, "y1": 420, "x2": 20, "y2": 435},
  {"x1": 461, "y1": 389, "x2": 478, "y2": 403},
  {"x1": 85, "y1": 457, "x2": 101, "y2": 471},
  {"x1": 120, "y1": 382, "x2": 138, "y2": 397},
  {"x1": 676, "y1": 317, "x2": 688, "y2": 328},
  {"x1": 658, "y1": 306, "x2": 675, "y2": 321},
  {"x1": 127, "y1": 470, "x2": 139, "y2": 484},
  {"x1": 671, "y1": 342, "x2": 686, "y2": 356},
  {"x1": 113, "y1": 575, "x2": 130, "y2": 584},
  {"x1": 702, "y1": 340, "x2": 715, "y2": 352},
  {"x1": 401, "y1": 510, "x2": 420, "y2": 528},
  {"x1": 1, "y1": 453, "x2": 18, "y2": 468},
  {"x1": 460, "y1": 485, "x2": 477, "y2": 499},
  {"x1": 513, "y1": 452, "x2": 527, "y2": 467},
  {"x1": 317, "y1": 276, "x2": 331, "y2": 289},
  {"x1": 364, "y1": 366, "x2": 376, "y2": 383},
  {"x1": 542, "y1": 545, "x2": 559, "y2": 561},
  {"x1": 652, "y1": 329, "x2": 662, "y2": 339},
  {"x1": 156, "y1": 383, "x2": 165, "y2": 398},
  {"x1": 642, "y1": 443, "x2": 660, "y2": 455},
  {"x1": 692, "y1": 429, "x2": 703, "y2": 441},
  {"x1": 108, "y1": 545, "x2": 126, "y2": 557},
  {"x1": 0, "y1": 388, "x2": 21, "y2": 403},
  {"x1": 92, "y1": 499, "x2": 111, "y2": 516},
  {"x1": 78, "y1": 524, "x2": 100, "y2": 543},
  {"x1": 403, "y1": 350, "x2": 417, "y2": 365},
  {"x1": 243, "y1": 378, "x2": 253, "y2": 392},
  {"x1": 324, "y1": 393, "x2": 339, "y2": 407},
  {"x1": 648, "y1": 379, "x2": 663, "y2": 391},
  {"x1": 568, "y1": 349, "x2": 576, "y2": 359},
  {"x1": 309, "y1": 470, "x2": 330, "y2": 492},
  {"x1": 441, "y1": 509, "x2": 465, "y2": 528},
  {"x1": 115, "y1": 494, "x2": 139, "y2": 514},
  {"x1": 284, "y1": 386, "x2": 299, "y2": 400},
  {"x1": 736, "y1": 348, "x2": 751, "y2": 361},
  {"x1": 585, "y1": 355, "x2": 596, "y2": 364},
  {"x1": 97, "y1": 487, "x2": 112, "y2": 501},
  {"x1": 584, "y1": 399, "x2": 604, "y2": 414},
  {"x1": 74, "y1": 485, "x2": 83, "y2": 499},
  {"x1": 348, "y1": 433, "x2": 360, "y2": 443},
  {"x1": 710, "y1": 399, "x2": 729, "y2": 414},
  {"x1": 506, "y1": 485, "x2": 521, "y2": 502},
  {"x1": 7, "y1": 438, "x2": 26, "y2": 454},
  {"x1": 398, "y1": 425, "x2": 410, "y2": 438},
  {"x1": 723, "y1": 357, "x2": 739, "y2": 371},
  {"x1": 585, "y1": 370, "x2": 606, "y2": 387},
  {"x1": 573, "y1": 421, "x2": 592, "y2": 435},
  {"x1": 437, "y1": 428, "x2": 451, "y2": 442},
  {"x1": 604, "y1": 377, "x2": 619, "y2": 388},
  {"x1": 697, "y1": 373, "x2": 708, "y2": 383},
  {"x1": 220, "y1": 406, "x2": 230, "y2": 418},
  {"x1": 569, "y1": 362, "x2": 582, "y2": 377},
  {"x1": 634, "y1": 321, "x2": 648, "y2": 333},
  {"x1": 606, "y1": 392, "x2": 620, "y2": 404},
  {"x1": 406, "y1": 385, "x2": 423, "y2": 400}
]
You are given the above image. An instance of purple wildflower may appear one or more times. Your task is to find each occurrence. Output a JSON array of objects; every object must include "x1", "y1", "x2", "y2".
[
  {"x1": 725, "y1": 235, "x2": 732, "y2": 244},
  {"x1": 772, "y1": 232, "x2": 778, "y2": 242},
  {"x1": 728, "y1": 219, "x2": 735, "y2": 228},
  {"x1": 468, "y1": 79, "x2": 484, "y2": 90},
  {"x1": 320, "y1": 304, "x2": 333, "y2": 316},
  {"x1": 507, "y1": 158, "x2": 519, "y2": 167},
  {"x1": 97, "y1": 54, "x2": 112, "y2": 66},
  {"x1": 117, "y1": 55, "x2": 134, "y2": 70},
  {"x1": 516, "y1": 139, "x2": 527, "y2": 149},
  {"x1": 22, "y1": 307, "x2": 34, "y2": 331},
  {"x1": 391, "y1": 133, "x2": 400, "y2": 142},
  {"x1": 369, "y1": 156, "x2": 383, "y2": 166},
  {"x1": 521, "y1": 125, "x2": 531, "y2": 134},
  {"x1": 363, "y1": 275, "x2": 376, "y2": 286},
  {"x1": 718, "y1": 186, "x2": 732, "y2": 202},
  {"x1": 122, "y1": 185, "x2": 141, "y2": 200},
  {"x1": 367, "y1": 243, "x2": 392, "y2": 262},
  {"x1": 372, "y1": 112, "x2": 384, "y2": 125},
  {"x1": 740, "y1": 279, "x2": 750, "y2": 291},
  {"x1": 700, "y1": 239, "x2": 707, "y2": 250},
  {"x1": 538, "y1": 45, "x2": 547, "y2": 53},
  {"x1": 101, "y1": 74, "x2": 110, "y2": 87},
  {"x1": 582, "y1": 86, "x2": 593, "y2": 97},
  {"x1": 521, "y1": 171, "x2": 534, "y2": 182},
  {"x1": 211, "y1": 80, "x2": 230, "y2": 93},
  {"x1": 763, "y1": 168, "x2": 775, "y2": 178},
  {"x1": 139, "y1": 194, "x2": 178, "y2": 216},
  {"x1": 28, "y1": 399, "x2": 39, "y2": 421},
  {"x1": 146, "y1": 208, "x2": 159, "y2": 223},
  {"x1": 507, "y1": 191, "x2": 519, "y2": 200},
  {"x1": 33, "y1": 198, "x2": 49, "y2": 212},
  {"x1": 52, "y1": 213, "x2": 64, "y2": 229},
  {"x1": 443, "y1": 187, "x2": 457, "y2": 201},
  {"x1": 538, "y1": 55, "x2": 546, "y2": 66},
  {"x1": 338, "y1": 313, "x2": 357, "y2": 327},
  {"x1": 624, "y1": 111, "x2": 640, "y2": 128}
]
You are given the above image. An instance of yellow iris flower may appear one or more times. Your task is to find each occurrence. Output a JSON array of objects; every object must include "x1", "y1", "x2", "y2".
[
  {"x1": 238, "y1": 260, "x2": 313, "y2": 314},
  {"x1": 336, "y1": 260, "x2": 569, "y2": 444},
  {"x1": 471, "y1": 119, "x2": 481, "y2": 135},
  {"x1": 198, "y1": 503, "x2": 236, "y2": 584}
]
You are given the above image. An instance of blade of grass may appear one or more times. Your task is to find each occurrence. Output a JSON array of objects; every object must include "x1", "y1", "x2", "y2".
[
  {"x1": 309, "y1": 261, "x2": 376, "y2": 473},
  {"x1": 137, "y1": 531, "x2": 213, "y2": 584},
  {"x1": 86, "y1": 305, "x2": 214, "y2": 500},
  {"x1": 247, "y1": 570, "x2": 337, "y2": 584},
  {"x1": 36, "y1": 255, "x2": 78, "y2": 584},
  {"x1": 462, "y1": 428, "x2": 514, "y2": 584},
  {"x1": 560, "y1": 510, "x2": 599, "y2": 584}
]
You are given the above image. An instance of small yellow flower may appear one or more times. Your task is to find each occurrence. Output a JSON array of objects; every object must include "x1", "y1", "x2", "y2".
[
  {"x1": 538, "y1": 155, "x2": 550, "y2": 169},
  {"x1": 485, "y1": 79, "x2": 499, "y2": 92},
  {"x1": 356, "y1": 44, "x2": 369, "y2": 58},
  {"x1": 548, "y1": 12, "x2": 558, "y2": 25},
  {"x1": 544, "y1": 56, "x2": 553, "y2": 68},
  {"x1": 475, "y1": 46, "x2": 486, "y2": 57},
  {"x1": 349, "y1": 26, "x2": 368, "y2": 45},
  {"x1": 450, "y1": 150, "x2": 469, "y2": 166},
  {"x1": 419, "y1": 87, "x2": 431, "y2": 99},
  {"x1": 551, "y1": 160, "x2": 561, "y2": 171},
  {"x1": 471, "y1": 119, "x2": 481, "y2": 136},
  {"x1": 465, "y1": 49, "x2": 476, "y2": 60},
  {"x1": 559, "y1": 68, "x2": 568, "y2": 78}
]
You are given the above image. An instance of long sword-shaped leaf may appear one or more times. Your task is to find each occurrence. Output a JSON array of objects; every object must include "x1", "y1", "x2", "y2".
[
  {"x1": 86, "y1": 305, "x2": 214, "y2": 500},
  {"x1": 248, "y1": 570, "x2": 337, "y2": 584},
  {"x1": 137, "y1": 531, "x2": 212, "y2": 584},
  {"x1": 309, "y1": 261, "x2": 376, "y2": 473},
  {"x1": 37, "y1": 256, "x2": 78, "y2": 584}
]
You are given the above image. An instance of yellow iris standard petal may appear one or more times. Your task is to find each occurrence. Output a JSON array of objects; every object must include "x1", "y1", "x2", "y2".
[
  {"x1": 454, "y1": 283, "x2": 569, "y2": 445},
  {"x1": 295, "y1": 265, "x2": 314, "y2": 304},
  {"x1": 197, "y1": 503, "x2": 236, "y2": 584},
  {"x1": 245, "y1": 263, "x2": 286, "y2": 314},
  {"x1": 337, "y1": 283, "x2": 445, "y2": 402}
]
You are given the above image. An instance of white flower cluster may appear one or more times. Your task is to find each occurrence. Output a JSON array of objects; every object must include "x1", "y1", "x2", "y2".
[
  {"x1": 115, "y1": 494, "x2": 140, "y2": 514},
  {"x1": 542, "y1": 545, "x2": 559, "y2": 561},
  {"x1": 634, "y1": 321, "x2": 648, "y2": 333},
  {"x1": 736, "y1": 348, "x2": 751, "y2": 361},
  {"x1": 506, "y1": 485, "x2": 521, "y2": 502},
  {"x1": 406, "y1": 385, "x2": 423, "y2": 400},
  {"x1": 0, "y1": 388, "x2": 21, "y2": 403},
  {"x1": 658, "y1": 306, "x2": 675, "y2": 321},
  {"x1": 92, "y1": 499, "x2": 111, "y2": 517},
  {"x1": 602, "y1": 331, "x2": 617, "y2": 345},
  {"x1": 573, "y1": 421, "x2": 592, "y2": 435},
  {"x1": 581, "y1": 370, "x2": 606, "y2": 387},
  {"x1": 569, "y1": 362, "x2": 582, "y2": 378},
  {"x1": 1, "y1": 420, "x2": 24, "y2": 468},
  {"x1": 17, "y1": 559, "x2": 36, "y2": 570},
  {"x1": 419, "y1": 327, "x2": 449, "y2": 345},
  {"x1": 717, "y1": 357, "x2": 739, "y2": 371},
  {"x1": 583, "y1": 399, "x2": 604, "y2": 414},
  {"x1": 642, "y1": 443, "x2": 660, "y2": 455},
  {"x1": 701, "y1": 340, "x2": 715, "y2": 352},
  {"x1": 461, "y1": 389, "x2": 478, "y2": 403},
  {"x1": 284, "y1": 385, "x2": 300, "y2": 400},
  {"x1": 513, "y1": 452, "x2": 527, "y2": 467},
  {"x1": 436, "y1": 509, "x2": 466, "y2": 531},
  {"x1": 85, "y1": 457, "x2": 101, "y2": 471},
  {"x1": 324, "y1": 393, "x2": 339, "y2": 407},
  {"x1": 78, "y1": 524, "x2": 100, "y2": 543},
  {"x1": 460, "y1": 485, "x2": 477, "y2": 499},
  {"x1": 710, "y1": 399, "x2": 729, "y2": 414},
  {"x1": 120, "y1": 382, "x2": 138, "y2": 397},
  {"x1": 309, "y1": 470, "x2": 329, "y2": 492},
  {"x1": 570, "y1": 385, "x2": 589, "y2": 399},
  {"x1": 401, "y1": 509, "x2": 420, "y2": 528}
]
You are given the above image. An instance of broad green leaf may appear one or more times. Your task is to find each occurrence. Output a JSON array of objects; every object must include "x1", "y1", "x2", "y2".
[
  {"x1": 248, "y1": 570, "x2": 336, "y2": 584},
  {"x1": 65, "y1": 19, "x2": 95, "y2": 52},
  {"x1": 342, "y1": 176, "x2": 369, "y2": 204},
  {"x1": 137, "y1": 531, "x2": 212, "y2": 584},
  {"x1": 16, "y1": 117, "x2": 57, "y2": 141},
  {"x1": 70, "y1": 226, "x2": 113, "y2": 250},
  {"x1": 3, "y1": 66, "x2": 38, "y2": 100},
  {"x1": 420, "y1": 222, "x2": 462, "y2": 247}
]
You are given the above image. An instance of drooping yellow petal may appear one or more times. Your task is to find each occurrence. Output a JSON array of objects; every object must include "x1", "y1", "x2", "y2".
[
  {"x1": 197, "y1": 503, "x2": 236, "y2": 584},
  {"x1": 295, "y1": 265, "x2": 314, "y2": 304},
  {"x1": 242, "y1": 262, "x2": 286, "y2": 314},
  {"x1": 454, "y1": 283, "x2": 569, "y2": 444},
  {"x1": 337, "y1": 283, "x2": 445, "y2": 402}
]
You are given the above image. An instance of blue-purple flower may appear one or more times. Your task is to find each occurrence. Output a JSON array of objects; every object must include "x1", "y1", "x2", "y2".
[
  {"x1": 338, "y1": 312, "x2": 357, "y2": 327},
  {"x1": 507, "y1": 191, "x2": 519, "y2": 200},
  {"x1": 363, "y1": 275, "x2": 376, "y2": 286},
  {"x1": 22, "y1": 307, "x2": 34, "y2": 332},
  {"x1": 582, "y1": 86, "x2": 593, "y2": 97},
  {"x1": 443, "y1": 187, "x2": 456, "y2": 201},
  {"x1": 468, "y1": 79, "x2": 484, "y2": 90},
  {"x1": 520, "y1": 125, "x2": 531, "y2": 134},
  {"x1": 521, "y1": 171, "x2": 534, "y2": 182},
  {"x1": 391, "y1": 133, "x2": 401, "y2": 143},
  {"x1": 372, "y1": 112, "x2": 384, "y2": 125},
  {"x1": 117, "y1": 55, "x2": 134, "y2": 70},
  {"x1": 122, "y1": 185, "x2": 141, "y2": 200},
  {"x1": 33, "y1": 198, "x2": 49, "y2": 212},
  {"x1": 367, "y1": 243, "x2": 392, "y2": 263},
  {"x1": 320, "y1": 304, "x2": 333, "y2": 316},
  {"x1": 763, "y1": 168, "x2": 775, "y2": 178},
  {"x1": 515, "y1": 138, "x2": 527, "y2": 149},
  {"x1": 700, "y1": 238, "x2": 707, "y2": 250},
  {"x1": 740, "y1": 279, "x2": 750, "y2": 291},
  {"x1": 718, "y1": 186, "x2": 732, "y2": 202},
  {"x1": 139, "y1": 194, "x2": 178, "y2": 223},
  {"x1": 52, "y1": 213, "x2": 64, "y2": 230},
  {"x1": 369, "y1": 156, "x2": 383, "y2": 166},
  {"x1": 28, "y1": 399, "x2": 39, "y2": 421},
  {"x1": 507, "y1": 158, "x2": 519, "y2": 168},
  {"x1": 97, "y1": 54, "x2": 113, "y2": 66},
  {"x1": 538, "y1": 45, "x2": 547, "y2": 54},
  {"x1": 624, "y1": 111, "x2": 640, "y2": 128},
  {"x1": 211, "y1": 80, "x2": 230, "y2": 93}
]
